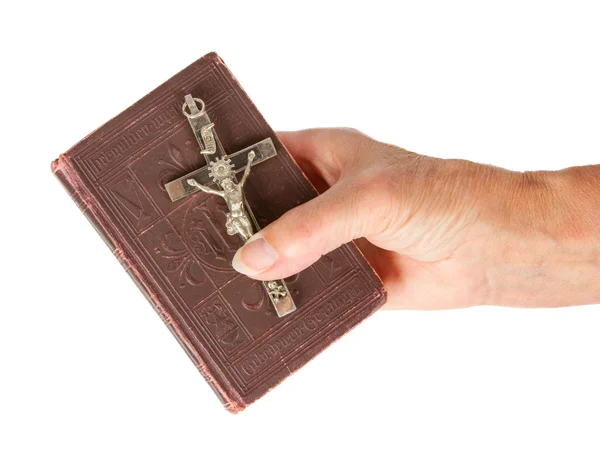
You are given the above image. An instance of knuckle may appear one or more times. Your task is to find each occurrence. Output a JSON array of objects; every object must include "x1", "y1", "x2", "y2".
[
  {"x1": 347, "y1": 173, "x2": 398, "y2": 235},
  {"x1": 281, "y1": 205, "x2": 319, "y2": 243}
]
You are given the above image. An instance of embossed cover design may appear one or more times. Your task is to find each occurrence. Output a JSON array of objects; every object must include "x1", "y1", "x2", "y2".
[{"x1": 51, "y1": 52, "x2": 386, "y2": 412}]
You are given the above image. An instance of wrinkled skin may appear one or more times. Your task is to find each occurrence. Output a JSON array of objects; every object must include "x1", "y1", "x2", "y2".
[{"x1": 233, "y1": 128, "x2": 600, "y2": 309}]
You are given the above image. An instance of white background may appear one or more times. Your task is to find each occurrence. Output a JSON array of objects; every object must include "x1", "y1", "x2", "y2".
[{"x1": 1, "y1": 1, "x2": 599, "y2": 449}]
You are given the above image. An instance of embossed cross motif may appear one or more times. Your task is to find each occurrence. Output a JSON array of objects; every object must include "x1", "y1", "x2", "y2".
[{"x1": 164, "y1": 95, "x2": 296, "y2": 317}]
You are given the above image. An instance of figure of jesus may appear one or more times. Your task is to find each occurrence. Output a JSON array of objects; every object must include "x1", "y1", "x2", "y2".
[{"x1": 187, "y1": 151, "x2": 256, "y2": 241}]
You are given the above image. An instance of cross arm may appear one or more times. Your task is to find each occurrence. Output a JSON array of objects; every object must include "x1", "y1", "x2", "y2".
[{"x1": 164, "y1": 138, "x2": 277, "y2": 202}]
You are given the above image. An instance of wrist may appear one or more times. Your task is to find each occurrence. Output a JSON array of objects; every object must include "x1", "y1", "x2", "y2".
[{"x1": 480, "y1": 167, "x2": 600, "y2": 307}]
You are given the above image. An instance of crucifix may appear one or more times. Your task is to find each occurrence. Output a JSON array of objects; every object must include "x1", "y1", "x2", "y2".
[{"x1": 164, "y1": 95, "x2": 297, "y2": 317}]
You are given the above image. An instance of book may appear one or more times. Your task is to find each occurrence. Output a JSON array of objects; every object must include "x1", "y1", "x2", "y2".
[{"x1": 52, "y1": 52, "x2": 386, "y2": 412}]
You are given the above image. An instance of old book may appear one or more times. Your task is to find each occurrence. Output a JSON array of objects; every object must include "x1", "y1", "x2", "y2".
[{"x1": 52, "y1": 52, "x2": 386, "y2": 412}]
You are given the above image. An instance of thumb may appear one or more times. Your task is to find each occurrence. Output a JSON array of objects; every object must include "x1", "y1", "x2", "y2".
[{"x1": 232, "y1": 181, "x2": 373, "y2": 280}]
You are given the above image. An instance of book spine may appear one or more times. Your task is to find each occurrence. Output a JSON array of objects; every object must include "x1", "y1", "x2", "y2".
[{"x1": 51, "y1": 156, "x2": 244, "y2": 413}]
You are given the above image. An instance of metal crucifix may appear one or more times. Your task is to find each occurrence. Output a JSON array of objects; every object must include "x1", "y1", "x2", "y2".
[{"x1": 164, "y1": 95, "x2": 297, "y2": 317}]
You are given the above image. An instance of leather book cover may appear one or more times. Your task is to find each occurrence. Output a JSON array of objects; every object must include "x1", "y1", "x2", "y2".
[{"x1": 51, "y1": 52, "x2": 387, "y2": 412}]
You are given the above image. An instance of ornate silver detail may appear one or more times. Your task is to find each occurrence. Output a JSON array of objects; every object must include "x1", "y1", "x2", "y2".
[
  {"x1": 164, "y1": 94, "x2": 297, "y2": 318},
  {"x1": 187, "y1": 150, "x2": 256, "y2": 242},
  {"x1": 267, "y1": 281, "x2": 287, "y2": 303},
  {"x1": 207, "y1": 157, "x2": 235, "y2": 183},
  {"x1": 199, "y1": 123, "x2": 217, "y2": 155}
]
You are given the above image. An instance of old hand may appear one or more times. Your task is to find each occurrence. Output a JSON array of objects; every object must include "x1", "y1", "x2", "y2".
[{"x1": 231, "y1": 128, "x2": 600, "y2": 309}]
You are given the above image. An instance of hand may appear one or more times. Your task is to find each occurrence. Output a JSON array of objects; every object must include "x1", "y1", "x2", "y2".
[
  {"x1": 232, "y1": 128, "x2": 600, "y2": 309},
  {"x1": 248, "y1": 150, "x2": 256, "y2": 161}
]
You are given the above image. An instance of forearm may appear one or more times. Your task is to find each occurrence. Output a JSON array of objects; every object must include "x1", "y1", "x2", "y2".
[{"x1": 478, "y1": 164, "x2": 600, "y2": 307}]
